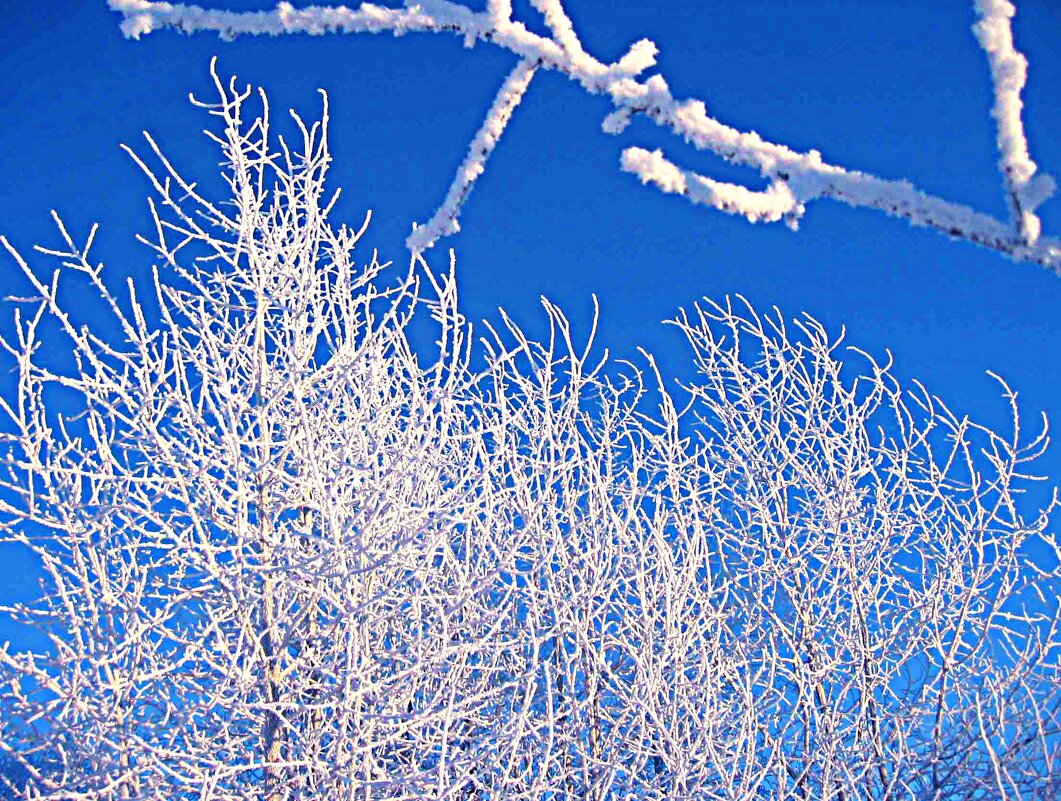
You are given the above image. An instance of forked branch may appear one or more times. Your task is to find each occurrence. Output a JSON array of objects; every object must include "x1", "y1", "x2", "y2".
[{"x1": 105, "y1": 0, "x2": 1060, "y2": 257}]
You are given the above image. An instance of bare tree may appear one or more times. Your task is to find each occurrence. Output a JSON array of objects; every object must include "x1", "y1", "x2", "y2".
[
  {"x1": 1, "y1": 67, "x2": 1059, "y2": 799},
  {"x1": 105, "y1": 0, "x2": 1059, "y2": 270}
]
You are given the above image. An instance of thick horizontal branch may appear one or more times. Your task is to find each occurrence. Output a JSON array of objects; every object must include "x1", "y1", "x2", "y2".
[{"x1": 108, "y1": 0, "x2": 1060, "y2": 272}]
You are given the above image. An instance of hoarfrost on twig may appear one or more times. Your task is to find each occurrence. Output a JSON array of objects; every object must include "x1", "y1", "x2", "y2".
[
  {"x1": 972, "y1": 0, "x2": 1055, "y2": 246},
  {"x1": 406, "y1": 58, "x2": 538, "y2": 254}
]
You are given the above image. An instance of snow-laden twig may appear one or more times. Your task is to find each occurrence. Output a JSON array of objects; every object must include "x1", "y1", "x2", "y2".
[
  {"x1": 407, "y1": 58, "x2": 537, "y2": 254},
  {"x1": 973, "y1": 0, "x2": 1055, "y2": 246},
  {"x1": 622, "y1": 147, "x2": 803, "y2": 228},
  {"x1": 529, "y1": 0, "x2": 586, "y2": 61},
  {"x1": 107, "y1": 0, "x2": 1060, "y2": 272}
]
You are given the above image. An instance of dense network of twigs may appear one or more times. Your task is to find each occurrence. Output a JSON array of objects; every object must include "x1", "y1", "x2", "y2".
[{"x1": 0, "y1": 69, "x2": 1058, "y2": 799}]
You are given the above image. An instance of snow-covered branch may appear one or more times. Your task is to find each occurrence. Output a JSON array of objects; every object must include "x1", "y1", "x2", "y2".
[
  {"x1": 107, "y1": 0, "x2": 1059, "y2": 271},
  {"x1": 622, "y1": 146, "x2": 803, "y2": 227},
  {"x1": 407, "y1": 57, "x2": 537, "y2": 254},
  {"x1": 973, "y1": 0, "x2": 1055, "y2": 246}
]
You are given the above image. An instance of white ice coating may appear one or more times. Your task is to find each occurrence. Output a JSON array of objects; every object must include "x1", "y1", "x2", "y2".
[
  {"x1": 972, "y1": 0, "x2": 1055, "y2": 245},
  {"x1": 486, "y1": 0, "x2": 511, "y2": 26},
  {"x1": 529, "y1": 0, "x2": 584, "y2": 58},
  {"x1": 622, "y1": 147, "x2": 803, "y2": 227},
  {"x1": 406, "y1": 59, "x2": 538, "y2": 254},
  {"x1": 107, "y1": 0, "x2": 1060, "y2": 271}
]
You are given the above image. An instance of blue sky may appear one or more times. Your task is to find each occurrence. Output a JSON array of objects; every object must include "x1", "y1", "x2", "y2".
[{"x1": 1, "y1": 0, "x2": 1060, "y2": 640}]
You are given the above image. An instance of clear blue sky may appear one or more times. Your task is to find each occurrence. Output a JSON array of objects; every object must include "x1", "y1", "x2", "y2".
[{"x1": 1, "y1": 0, "x2": 1060, "y2": 642}]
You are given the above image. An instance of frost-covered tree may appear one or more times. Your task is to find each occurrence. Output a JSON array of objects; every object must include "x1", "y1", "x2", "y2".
[{"x1": 0, "y1": 65, "x2": 1058, "y2": 800}]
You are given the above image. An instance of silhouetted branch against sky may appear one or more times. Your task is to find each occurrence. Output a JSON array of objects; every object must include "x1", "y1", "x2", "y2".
[{"x1": 107, "y1": 0, "x2": 1060, "y2": 270}]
